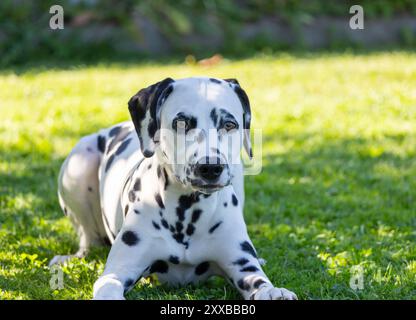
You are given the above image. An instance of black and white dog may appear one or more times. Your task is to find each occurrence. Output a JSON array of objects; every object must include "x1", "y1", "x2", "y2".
[{"x1": 50, "y1": 77, "x2": 297, "y2": 300}]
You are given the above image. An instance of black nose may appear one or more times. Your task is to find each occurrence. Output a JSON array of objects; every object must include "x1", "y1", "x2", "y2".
[{"x1": 195, "y1": 158, "x2": 224, "y2": 182}]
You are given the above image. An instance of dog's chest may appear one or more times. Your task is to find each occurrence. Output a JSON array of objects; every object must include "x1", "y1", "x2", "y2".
[
  {"x1": 145, "y1": 192, "x2": 221, "y2": 252},
  {"x1": 135, "y1": 193, "x2": 227, "y2": 284},
  {"x1": 144, "y1": 225, "x2": 224, "y2": 285}
]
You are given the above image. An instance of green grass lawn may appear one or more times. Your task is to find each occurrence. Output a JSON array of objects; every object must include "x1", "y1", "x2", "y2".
[{"x1": 1, "y1": 52, "x2": 416, "y2": 300}]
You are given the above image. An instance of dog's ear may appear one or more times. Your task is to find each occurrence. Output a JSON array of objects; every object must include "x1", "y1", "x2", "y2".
[
  {"x1": 128, "y1": 78, "x2": 175, "y2": 157},
  {"x1": 224, "y1": 78, "x2": 252, "y2": 159}
]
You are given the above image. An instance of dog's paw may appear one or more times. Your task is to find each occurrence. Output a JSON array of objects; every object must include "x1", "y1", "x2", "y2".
[
  {"x1": 251, "y1": 285, "x2": 297, "y2": 300},
  {"x1": 93, "y1": 276, "x2": 125, "y2": 300},
  {"x1": 49, "y1": 255, "x2": 73, "y2": 266}
]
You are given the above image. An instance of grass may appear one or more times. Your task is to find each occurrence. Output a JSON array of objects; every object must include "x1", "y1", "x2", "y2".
[{"x1": 1, "y1": 51, "x2": 416, "y2": 300}]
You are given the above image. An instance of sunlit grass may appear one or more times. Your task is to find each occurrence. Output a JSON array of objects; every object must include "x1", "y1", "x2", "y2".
[{"x1": 1, "y1": 51, "x2": 416, "y2": 299}]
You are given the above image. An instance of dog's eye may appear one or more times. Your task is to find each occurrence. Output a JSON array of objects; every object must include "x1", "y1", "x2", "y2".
[
  {"x1": 173, "y1": 118, "x2": 189, "y2": 132},
  {"x1": 223, "y1": 121, "x2": 237, "y2": 131},
  {"x1": 173, "y1": 115, "x2": 197, "y2": 133}
]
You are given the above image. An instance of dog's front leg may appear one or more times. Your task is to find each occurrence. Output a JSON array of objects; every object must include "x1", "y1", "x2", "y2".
[
  {"x1": 93, "y1": 226, "x2": 151, "y2": 300},
  {"x1": 216, "y1": 239, "x2": 297, "y2": 300}
]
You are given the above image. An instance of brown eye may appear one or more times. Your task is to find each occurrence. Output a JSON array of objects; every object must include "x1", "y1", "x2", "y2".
[{"x1": 223, "y1": 121, "x2": 237, "y2": 131}]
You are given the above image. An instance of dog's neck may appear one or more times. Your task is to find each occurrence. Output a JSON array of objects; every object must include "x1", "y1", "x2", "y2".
[{"x1": 147, "y1": 153, "x2": 219, "y2": 210}]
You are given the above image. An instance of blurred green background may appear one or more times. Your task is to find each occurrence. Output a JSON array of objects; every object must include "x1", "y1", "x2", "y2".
[
  {"x1": 1, "y1": 0, "x2": 416, "y2": 66},
  {"x1": 0, "y1": 1, "x2": 415, "y2": 300}
]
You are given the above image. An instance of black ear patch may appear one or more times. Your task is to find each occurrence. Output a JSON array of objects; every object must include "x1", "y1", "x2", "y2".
[
  {"x1": 224, "y1": 78, "x2": 252, "y2": 158},
  {"x1": 224, "y1": 78, "x2": 240, "y2": 86},
  {"x1": 224, "y1": 79, "x2": 250, "y2": 130},
  {"x1": 128, "y1": 78, "x2": 175, "y2": 157}
]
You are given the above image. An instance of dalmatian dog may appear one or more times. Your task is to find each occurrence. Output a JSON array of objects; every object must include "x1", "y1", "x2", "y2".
[{"x1": 50, "y1": 77, "x2": 297, "y2": 300}]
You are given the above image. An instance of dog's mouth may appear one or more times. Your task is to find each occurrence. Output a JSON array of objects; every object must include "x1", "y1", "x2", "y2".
[{"x1": 189, "y1": 179, "x2": 230, "y2": 194}]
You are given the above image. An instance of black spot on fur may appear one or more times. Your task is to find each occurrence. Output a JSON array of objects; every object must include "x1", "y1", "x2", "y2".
[
  {"x1": 209, "y1": 78, "x2": 222, "y2": 84},
  {"x1": 224, "y1": 202, "x2": 228, "y2": 207},
  {"x1": 240, "y1": 241, "x2": 257, "y2": 258},
  {"x1": 124, "y1": 204, "x2": 129, "y2": 216},
  {"x1": 237, "y1": 279, "x2": 250, "y2": 291},
  {"x1": 155, "y1": 193, "x2": 165, "y2": 209},
  {"x1": 172, "y1": 233, "x2": 184, "y2": 243},
  {"x1": 97, "y1": 135, "x2": 106, "y2": 153},
  {"x1": 189, "y1": 117, "x2": 198, "y2": 130},
  {"x1": 253, "y1": 279, "x2": 266, "y2": 289},
  {"x1": 152, "y1": 221, "x2": 161, "y2": 230},
  {"x1": 147, "y1": 164, "x2": 152, "y2": 170},
  {"x1": 128, "y1": 190, "x2": 136, "y2": 202},
  {"x1": 149, "y1": 260, "x2": 168, "y2": 274},
  {"x1": 107, "y1": 127, "x2": 131, "y2": 154},
  {"x1": 109, "y1": 126, "x2": 121, "y2": 137},
  {"x1": 161, "y1": 219, "x2": 169, "y2": 229},
  {"x1": 133, "y1": 178, "x2": 141, "y2": 191},
  {"x1": 134, "y1": 209, "x2": 140, "y2": 214},
  {"x1": 88, "y1": 186, "x2": 93, "y2": 192},
  {"x1": 208, "y1": 221, "x2": 222, "y2": 233},
  {"x1": 195, "y1": 262, "x2": 210, "y2": 275},
  {"x1": 163, "y1": 168, "x2": 169, "y2": 189},
  {"x1": 240, "y1": 265, "x2": 259, "y2": 272},
  {"x1": 105, "y1": 154, "x2": 115, "y2": 172},
  {"x1": 169, "y1": 224, "x2": 175, "y2": 233},
  {"x1": 176, "y1": 208, "x2": 185, "y2": 221},
  {"x1": 169, "y1": 256, "x2": 180, "y2": 264},
  {"x1": 175, "y1": 193, "x2": 200, "y2": 223},
  {"x1": 157, "y1": 166, "x2": 169, "y2": 190},
  {"x1": 178, "y1": 193, "x2": 199, "y2": 209},
  {"x1": 210, "y1": 108, "x2": 218, "y2": 126},
  {"x1": 232, "y1": 194, "x2": 238, "y2": 206},
  {"x1": 115, "y1": 138, "x2": 132, "y2": 155},
  {"x1": 186, "y1": 223, "x2": 195, "y2": 236},
  {"x1": 233, "y1": 258, "x2": 249, "y2": 266},
  {"x1": 176, "y1": 222, "x2": 184, "y2": 232},
  {"x1": 121, "y1": 230, "x2": 139, "y2": 246},
  {"x1": 191, "y1": 209, "x2": 202, "y2": 223}
]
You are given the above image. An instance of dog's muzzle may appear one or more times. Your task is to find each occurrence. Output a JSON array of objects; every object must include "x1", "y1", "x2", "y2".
[
  {"x1": 191, "y1": 157, "x2": 230, "y2": 192},
  {"x1": 195, "y1": 163, "x2": 224, "y2": 182}
]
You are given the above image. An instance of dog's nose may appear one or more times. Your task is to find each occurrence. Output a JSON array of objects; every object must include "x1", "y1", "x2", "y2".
[{"x1": 194, "y1": 158, "x2": 224, "y2": 182}]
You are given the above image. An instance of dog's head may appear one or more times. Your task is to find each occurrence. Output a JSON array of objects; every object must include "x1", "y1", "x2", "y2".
[{"x1": 128, "y1": 77, "x2": 252, "y2": 193}]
